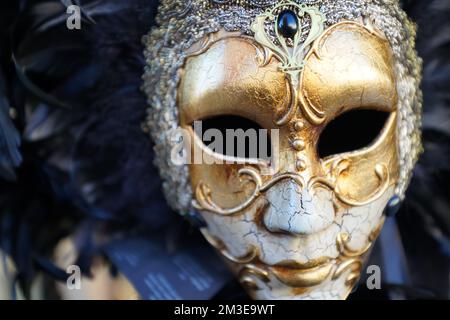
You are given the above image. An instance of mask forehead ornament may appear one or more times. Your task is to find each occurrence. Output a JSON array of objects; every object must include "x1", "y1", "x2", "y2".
[
  {"x1": 250, "y1": 1, "x2": 326, "y2": 125},
  {"x1": 143, "y1": 0, "x2": 422, "y2": 299}
]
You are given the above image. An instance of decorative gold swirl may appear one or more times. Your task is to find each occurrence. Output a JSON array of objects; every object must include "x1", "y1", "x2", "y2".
[
  {"x1": 251, "y1": 1, "x2": 326, "y2": 126},
  {"x1": 333, "y1": 217, "x2": 385, "y2": 287},
  {"x1": 337, "y1": 233, "x2": 372, "y2": 258},
  {"x1": 276, "y1": 77, "x2": 300, "y2": 126},
  {"x1": 251, "y1": 1, "x2": 325, "y2": 77},
  {"x1": 201, "y1": 217, "x2": 386, "y2": 293},
  {"x1": 308, "y1": 159, "x2": 389, "y2": 207},
  {"x1": 298, "y1": 88, "x2": 326, "y2": 125},
  {"x1": 193, "y1": 167, "x2": 305, "y2": 215},
  {"x1": 200, "y1": 228, "x2": 269, "y2": 290},
  {"x1": 193, "y1": 160, "x2": 388, "y2": 215},
  {"x1": 332, "y1": 258, "x2": 363, "y2": 287},
  {"x1": 239, "y1": 264, "x2": 271, "y2": 291}
]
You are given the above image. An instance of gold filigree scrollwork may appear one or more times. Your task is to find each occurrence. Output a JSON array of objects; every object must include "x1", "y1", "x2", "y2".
[
  {"x1": 239, "y1": 264, "x2": 271, "y2": 291},
  {"x1": 308, "y1": 159, "x2": 390, "y2": 207},
  {"x1": 332, "y1": 258, "x2": 362, "y2": 287},
  {"x1": 200, "y1": 220, "x2": 386, "y2": 292},
  {"x1": 251, "y1": 1, "x2": 326, "y2": 126},
  {"x1": 200, "y1": 228, "x2": 269, "y2": 291},
  {"x1": 193, "y1": 167, "x2": 305, "y2": 215},
  {"x1": 333, "y1": 217, "x2": 385, "y2": 287},
  {"x1": 251, "y1": 1, "x2": 325, "y2": 79}
]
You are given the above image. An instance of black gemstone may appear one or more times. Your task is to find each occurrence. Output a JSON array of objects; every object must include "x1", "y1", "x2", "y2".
[{"x1": 277, "y1": 10, "x2": 298, "y2": 39}]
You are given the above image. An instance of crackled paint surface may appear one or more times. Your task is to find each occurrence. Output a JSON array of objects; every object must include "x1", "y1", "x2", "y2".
[
  {"x1": 180, "y1": 23, "x2": 399, "y2": 300},
  {"x1": 200, "y1": 186, "x2": 393, "y2": 299},
  {"x1": 264, "y1": 180, "x2": 335, "y2": 235}
]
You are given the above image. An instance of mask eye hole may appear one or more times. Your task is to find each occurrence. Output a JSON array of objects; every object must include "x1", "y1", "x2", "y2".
[
  {"x1": 318, "y1": 109, "x2": 390, "y2": 159},
  {"x1": 192, "y1": 115, "x2": 271, "y2": 160}
]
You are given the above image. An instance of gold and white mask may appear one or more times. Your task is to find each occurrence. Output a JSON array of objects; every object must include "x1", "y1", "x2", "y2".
[{"x1": 143, "y1": 0, "x2": 422, "y2": 300}]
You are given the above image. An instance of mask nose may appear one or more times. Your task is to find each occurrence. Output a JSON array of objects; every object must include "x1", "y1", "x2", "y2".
[{"x1": 263, "y1": 179, "x2": 335, "y2": 236}]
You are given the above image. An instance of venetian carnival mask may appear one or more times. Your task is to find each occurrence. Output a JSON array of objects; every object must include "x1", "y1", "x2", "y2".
[{"x1": 143, "y1": 0, "x2": 422, "y2": 300}]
